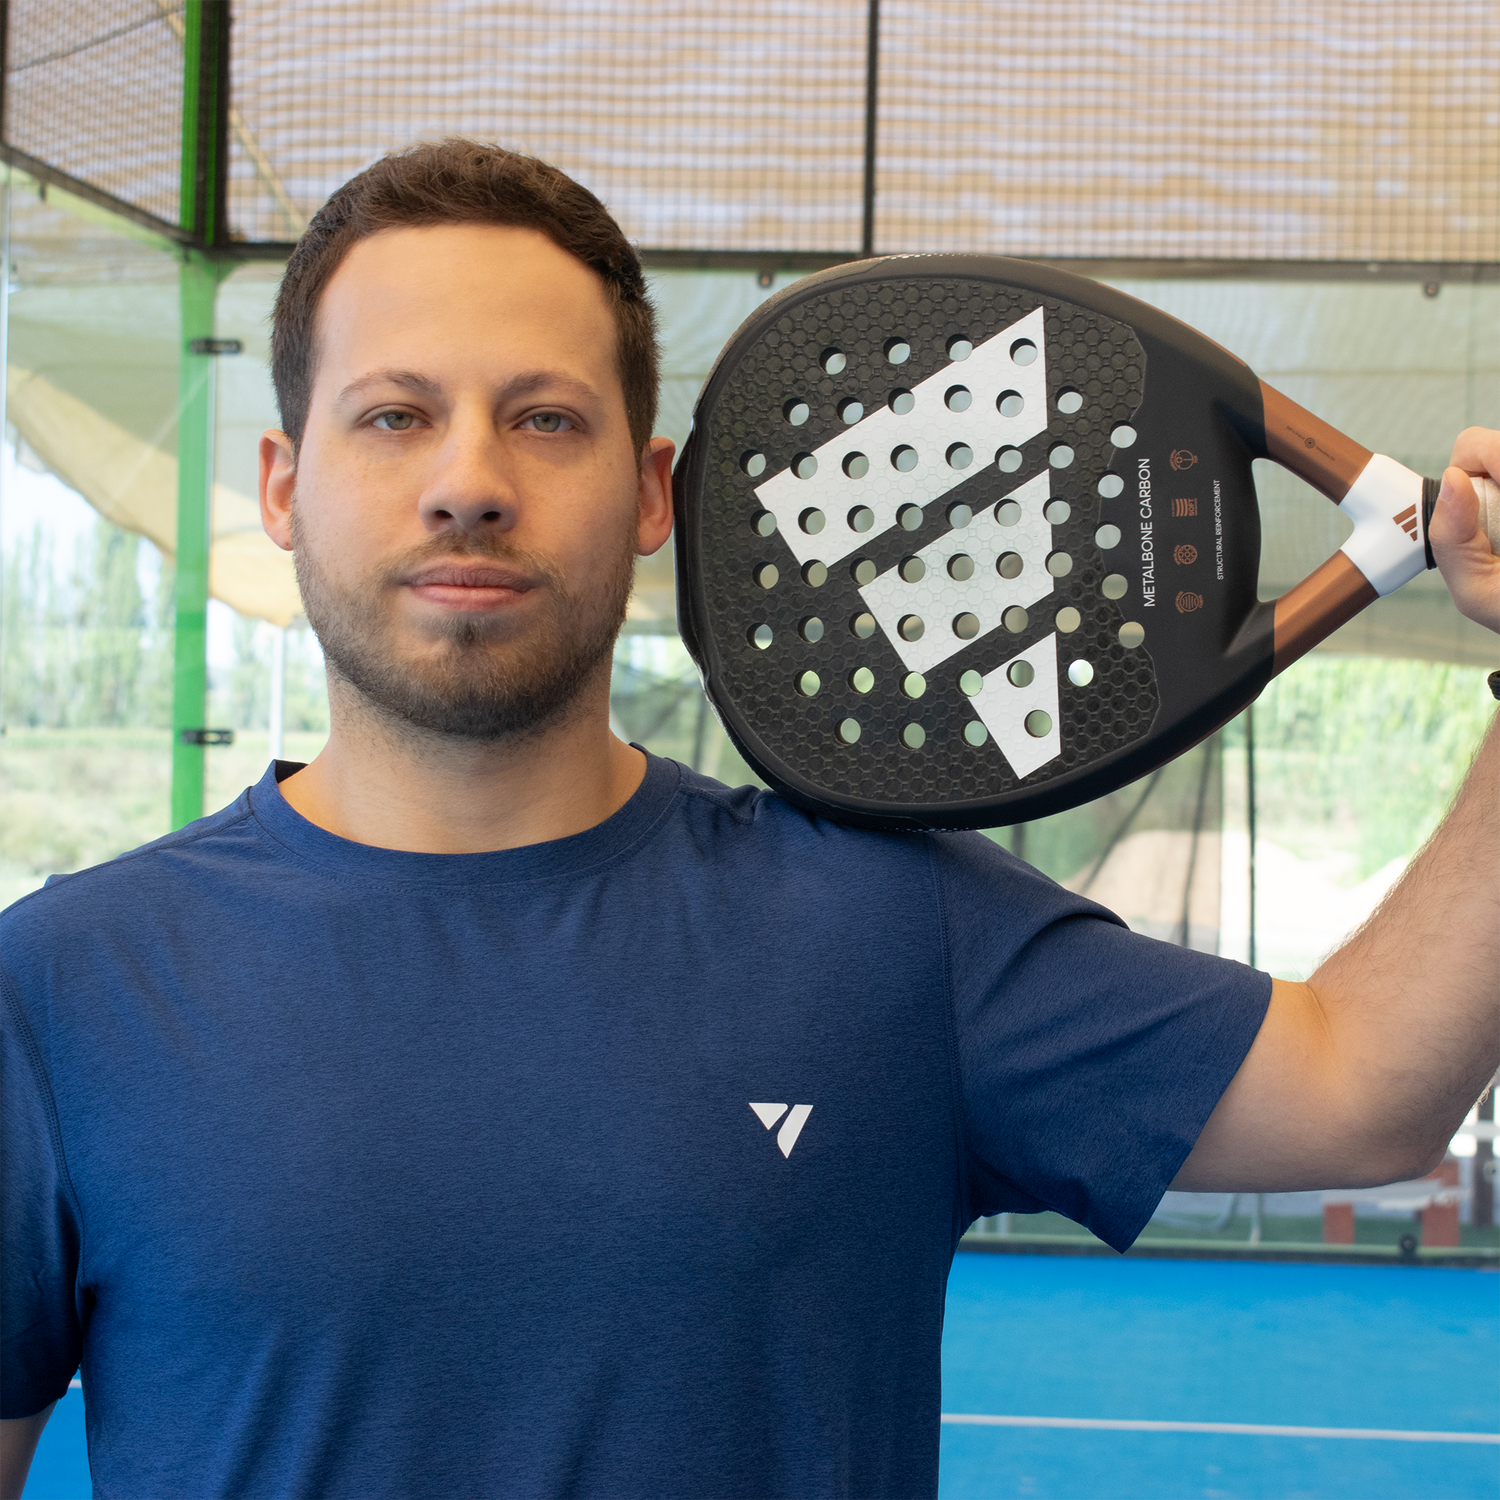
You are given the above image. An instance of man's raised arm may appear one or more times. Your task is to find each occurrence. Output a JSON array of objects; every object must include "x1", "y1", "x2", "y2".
[{"x1": 1174, "y1": 427, "x2": 1500, "y2": 1192}]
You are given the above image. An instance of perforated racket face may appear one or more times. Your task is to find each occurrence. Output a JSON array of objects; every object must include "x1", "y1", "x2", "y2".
[{"x1": 674, "y1": 257, "x2": 1275, "y2": 829}]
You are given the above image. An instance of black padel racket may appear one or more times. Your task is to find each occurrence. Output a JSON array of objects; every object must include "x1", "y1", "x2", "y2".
[{"x1": 673, "y1": 254, "x2": 1497, "y2": 830}]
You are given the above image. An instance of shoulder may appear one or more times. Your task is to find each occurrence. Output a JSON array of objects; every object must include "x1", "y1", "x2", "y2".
[
  {"x1": 661, "y1": 760, "x2": 1057, "y2": 903},
  {"x1": 0, "y1": 792, "x2": 259, "y2": 969}
]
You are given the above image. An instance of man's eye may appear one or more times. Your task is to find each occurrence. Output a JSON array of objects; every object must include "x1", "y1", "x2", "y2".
[
  {"x1": 527, "y1": 412, "x2": 572, "y2": 433},
  {"x1": 372, "y1": 411, "x2": 416, "y2": 431}
]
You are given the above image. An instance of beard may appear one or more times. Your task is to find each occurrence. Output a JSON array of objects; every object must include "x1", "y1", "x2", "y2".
[{"x1": 292, "y1": 508, "x2": 636, "y2": 742}]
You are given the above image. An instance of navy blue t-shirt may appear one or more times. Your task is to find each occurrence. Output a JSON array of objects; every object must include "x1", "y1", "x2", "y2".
[{"x1": 2, "y1": 754, "x2": 1269, "y2": 1498}]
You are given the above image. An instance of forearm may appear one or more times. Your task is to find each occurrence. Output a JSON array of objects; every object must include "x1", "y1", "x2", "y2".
[
  {"x1": 1307, "y1": 707, "x2": 1500, "y2": 1176},
  {"x1": 1, "y1": 1404, "x2": 55, "y2": 1500}
]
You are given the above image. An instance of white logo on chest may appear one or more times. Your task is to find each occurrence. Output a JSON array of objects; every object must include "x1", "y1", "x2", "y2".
[{"x1": 749, "y1": 1101, "x2": 813, "y2": 1158}]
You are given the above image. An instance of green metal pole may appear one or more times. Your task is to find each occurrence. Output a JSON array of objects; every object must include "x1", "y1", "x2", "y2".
[
  {"x1": 170, "y1": 258, "x2": 218, "y2": 828},
  {"x1": 170, "y1": 0, "x2": 229, "y2": 828}
]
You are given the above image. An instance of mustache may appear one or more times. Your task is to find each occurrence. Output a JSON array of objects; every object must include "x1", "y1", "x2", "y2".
[{"x1": 374, "y1": 533, "x2": 566, "y2": 593}]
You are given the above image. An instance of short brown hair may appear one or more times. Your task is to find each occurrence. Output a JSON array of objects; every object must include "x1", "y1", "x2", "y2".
[{"x1": 271, "y1": 140, "x2": 659, "y2": 455}]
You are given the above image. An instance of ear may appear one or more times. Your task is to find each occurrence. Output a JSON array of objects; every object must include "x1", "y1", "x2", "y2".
[
  {"x1": 636, "y1": 435, "x2": 676, "y2": 557},
  {"x1": 260, "y1": 430, "x2": 297, "y2": 551}
]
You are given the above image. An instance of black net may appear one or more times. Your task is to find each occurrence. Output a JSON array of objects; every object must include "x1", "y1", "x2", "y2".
[
  {"x1": 225, "y1": 0, "x2": 870, "y2": 249},
  {"x1": 3, "y1": 0, "x2": 185, "y2": 227},
  {"x1": 6, "y1": 2, "x2": 1494, "y2": 261}
]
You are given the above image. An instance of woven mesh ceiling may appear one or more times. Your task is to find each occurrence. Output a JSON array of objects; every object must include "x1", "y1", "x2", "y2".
[
  {"x1": 4, "y1": 0, "x2": 1498, "y2": 260},
  {"x1": 4, "y1": 0, "x2": 186, "y2": 226}
]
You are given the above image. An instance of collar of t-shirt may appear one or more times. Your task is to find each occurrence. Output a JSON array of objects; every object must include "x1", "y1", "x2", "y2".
[{"x1": 248, "y1": 748, "x2": 681, "y2": 887}]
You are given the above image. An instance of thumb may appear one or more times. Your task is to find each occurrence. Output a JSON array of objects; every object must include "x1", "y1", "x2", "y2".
[{"x1": 1430, "y1": 466, "x2": 1478, "y2": 549}]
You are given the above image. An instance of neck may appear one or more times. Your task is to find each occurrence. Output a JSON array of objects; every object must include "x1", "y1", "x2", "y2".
[{"x1": 276, "y1": 664, "x2": 645, "y2": 853}]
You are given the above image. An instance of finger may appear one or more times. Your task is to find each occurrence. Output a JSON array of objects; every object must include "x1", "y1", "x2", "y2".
[{"x1": 1447, "y1": 425, "x2": 1500, "y2": 480}]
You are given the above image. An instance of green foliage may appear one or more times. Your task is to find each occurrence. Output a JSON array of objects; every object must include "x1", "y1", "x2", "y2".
[
  {"x1": 2, "y1": 518, "x2": 173, "y2": 729},
  {"x1": 1234, "y1": 656, "x2": 1495, "y2": 878}
]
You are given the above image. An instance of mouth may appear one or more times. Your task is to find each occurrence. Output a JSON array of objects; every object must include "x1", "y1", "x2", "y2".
[{"x1": 402, "y1": 561, "x2": 540, "y2": 611}]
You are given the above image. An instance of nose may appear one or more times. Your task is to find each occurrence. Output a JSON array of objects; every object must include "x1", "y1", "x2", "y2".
[{"x1": 417, "y1": 410, "x2": 516, "y2": 535}]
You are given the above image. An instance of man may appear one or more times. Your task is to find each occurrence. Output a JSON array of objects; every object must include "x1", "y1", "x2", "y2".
[{"x1": 3, "y1": 142, "x2": 1497, "y2": 1498}]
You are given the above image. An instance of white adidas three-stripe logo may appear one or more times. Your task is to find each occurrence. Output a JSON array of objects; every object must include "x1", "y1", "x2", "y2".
[{"x1": 750, "y1": 1101, "x2": 813, "y2": 1158}]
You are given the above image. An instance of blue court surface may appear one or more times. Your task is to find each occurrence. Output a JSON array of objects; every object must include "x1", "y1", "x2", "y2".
[
  {"x1": 22, "y1": 1254, "x2": 1498, "y2": 1498},
  {"x1": 939, "y1": 1252, "x2": 1499, "y2": 1500}
]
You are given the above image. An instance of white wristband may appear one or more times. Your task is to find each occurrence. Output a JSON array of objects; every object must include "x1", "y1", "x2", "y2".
[{"x1": 1337, "y1": 454, "x2": 1428, "y2": 597}]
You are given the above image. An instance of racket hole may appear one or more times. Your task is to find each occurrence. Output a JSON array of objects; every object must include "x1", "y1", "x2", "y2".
[
  {"x1": 821, "y1": 348, "x2": 847, "y2": 375},
  {"x1": 963, "y1": 720, "x2": 988, "y2": 747},
  {"x1": 802, "y1": 560, "x2": 828, "y2": 587},
  {"x1": 994, "y1": 500, "x2": 1022, "y2": 527},
  {"x1": 899, "y1": 555, "x2": 926, "y2": 583},
  {"x1": 1048, "y1": 443, "x2": 1075, "y2": 470},
  {"x1": 946, "y1": 442, "x2": 974, "y2": 470},
  {"x1": 1097, "y1": 473, "x2": 1125, "y2": 498},
  {"x1": 754, "y1": 563, "x2": 779, "y2": 589},
  {"x1": 901, "y1": 722, "x2": 926, "y2": 749},
  {"x1": 851, "y1": 558, "x2": 877, "y2": 586},
  {"x1": 751, "y1": 509, "x2": 777, "y2": 537},
  {"x1": 947, "y1": 553, "x2": 975, "y2": 581},
  {"x1": 795, "y1": 670, "x2": 821, "y2": 697},
  {"x1": 839, "y1": 397, "x2": 864, "y2": 425},
  {"x1": 837, "y1": 717, "x2": 861, "y2": 744},
  {"x1": 842, "y1": 452, "x2": 869, "y2": 478},
  {"x1": 799, "y1": 507, "x2": 825, "y2": 534},
  {"x1": 1046, "y1": 551, "x2": 1073, "y2": 577},
  {"x1": 1095, "y1": 523, "x2": 1122, "y2": 549},
  {"x1": 1003, "y1": 606, "x2": 1029, "y2": 633},
  {"x1": 748, "y1": 623, "x2": 773, "y2": 649},
  {"x1": 851, "y1": 612, "x2": 877, "y2": 640},
  {"x1": 1010, "y1": 339, "x2": 1038, "y2": 366},
  {"x1": 947, "y1": 501, "x2": 973, "y2": 528},
  {"x1": 1044, "y1": 499, "x2": 1071, "y2": 525},
  {"x1": 898, "y1": 504, "x2": 924, "y2": 531},
  {"x1": 848, "y1": 505, "x2": 875, "y2": 532},
  {"x1": 1119, "y1": 621, "x2": 1146, "y2": 648},
  {"x1": 898, "y1": 614, "x2": 925, "y2": 641},
  {"x1": 850, "y1": 666, "x2": 876, "y2": 693},
  {"x1": 1007, "y1": 660, "x2": 1035, "y2": 688},
  {"x1": 997, "y1": 551, "x2": 1024, "y2": 579},
  {"x1": 1056, "y1": 388, "x2": 1083, "y2": 414},
  {"x1": 1110, "y1": 424, "x2": 1137, "y2": 448},
  {"x1": 742, "y1": 450, "x2": 768, "y2": 478},
  {"x1": 793, "y1": 452, "x2": 818, "y2": 479},
  {"x1": 885, "y1": 337, "x2": 911, "y2": 364},
  {"x1": 1068, "y1": 659, "x2": 1095, "y2": 686},
  {"x1": 901, "y1": 672, "x2": 927, "y2": 699},
  {"x1": 1055, "y1": 606, "x2": 1082, "y2": 633},
  {"x1": 997, "y1": 390, "x2": 1024, "y2": 418},
  {"x1": 799, "y1": 616, "x2": 825, "y2": 643},
  {"x1": 959, "y1": 669, "x2": 984, "y2": 696},
  {"x1": 889, "y1": 389, "x2": 915, "y2": 415},
  {"x1": 996, "y1": 446, "x2": 1023, "y2": 473},
  {"x1": 945, "y1": 385, "x2": 972, "y2": 412},
  {"x1": 891, "y1": 444, "x2": 918, "y2": 472},
  {"x1": 1102, "y1": 573, "x2": 1128, "y2": 600},
  {"x1": 953, "y1": 612, "x2": 981, "y2": 640},
  {"x1": 784, "y1": 399, "x2": 810, "y2": 426},
  {"x1": 1024, "y1": 709, "x2": 1053, "y2": 737},
  {"x1": 946, "y1": 335, "x2": 973, "y2": 360}
]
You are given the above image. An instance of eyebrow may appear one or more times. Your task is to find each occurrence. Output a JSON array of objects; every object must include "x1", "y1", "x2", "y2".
[{"x1": 334, "y1": 368, "x2": 602, "y2": 408}]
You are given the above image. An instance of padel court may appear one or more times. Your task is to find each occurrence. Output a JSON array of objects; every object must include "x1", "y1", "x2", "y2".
[{"x1": 22, "y1": 1251, "x2": 1497, "y2": 1500}]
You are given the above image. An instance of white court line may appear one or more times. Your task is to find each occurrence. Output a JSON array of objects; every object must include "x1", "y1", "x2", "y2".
[{"x1": 940, "y1": 1414, "x2": 1499, "y2": 1445}]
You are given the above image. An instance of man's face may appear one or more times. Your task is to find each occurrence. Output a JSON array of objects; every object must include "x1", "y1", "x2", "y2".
[{"x1": 261, "y1": 223, "x2": 672, "y2": 741}]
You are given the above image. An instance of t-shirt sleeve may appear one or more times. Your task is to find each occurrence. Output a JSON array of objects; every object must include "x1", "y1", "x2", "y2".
[
  {"x1": 2, "y1": 965, "x2": 83, "y2": 1417},
  {"x1": 930, "y1": 832, "x2": 1272, "y2": 1252}
]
